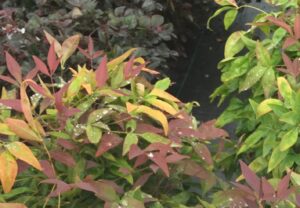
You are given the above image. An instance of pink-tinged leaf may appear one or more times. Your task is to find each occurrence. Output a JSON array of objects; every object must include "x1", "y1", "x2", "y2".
[
  {"x1": 95, "y1": 55, "x2": 108, "y2": 88},
  {"x1": 95, "y1": 133, "x2": 122, "y2": 157},
  {"x1": 47, "y1": 43, "x2": 60, "y2": 74},
  {"x1": 0, "y1": 99, "x2": 22, "y2": 112},
  {"x1": 239, "y1": 160, "x2": 261, "y2": 194},
  {"x1": 40, "y1": 160, "x2": 56, "y2": 179},
  {"x1": 198, "y1": 119, "x2": 229, "y2": 140},
  {"x1": 88, "y1": 36, "x2": 94, "y2": 55},
  {"x1": 92, "y1": 50, "x2": 104, "y2": 59},
  {"x1": 136, "y1": 122, "x2": 163, "y2": 134},
  {"x1": 78, "y1": 47, "x2": 90, "y2": 59},
  {"x1": 267, "y1": 16, "x2": 293, "y2": 35},
  {"x1": 128, "y1": 144, "x2": 144, "y2": 160},
  {"x1": 282, "y1": 53, "x2": 293, "y2": 71},
  {"x1": 231, "y1": 182, "x2": 254, "y2": 195},
  {"x1": 277, "y1": 172, "x2": 292, "y2": 199},
  {"x1": 148, "y1": 152, "x2": 169, "y2": 177},
  {"x1": 262, "y1": 177, "x2": 275, "y2": 201},
  {"x1": 294, "y1": 14, "x2": 300, "y2": 39},
  {"x1": 165, "y1": 152, "x2": 189, "y2": 163},
  {"x1": 17, "y1": 160, "x2": 30, "y2": 174},
  {"x1": 0, "y1": 203, "x2": 27, "y2": 208},
  {"x1": 133, "y1": 173, "x2": 152, "y2": 189},
  {"x1": 150, "y1": 164, "x2": 159, "y2": 173},
  {"x1": 134, "y1": 154, "x2": 148, "y2": 168},
  {"x1": 283, "y1": 37, "x2": 297, "y2": 49},
  {"x1": 124, "y1": 55, "x2": 135, "y2": 79},
  {"x1": 0, "y1": 75, "x2": 19, "y2": 86},
  {"x1": 193, "y1": 143, "x2": 213, "y2": 165},
  {"x1": 131, "y1": 63, "x2": 144, "y2": 78},
  {"x1": 25, "y1": 67, "x2": 39, "y2": 80},
  {"x1": 182, "y1": 161, "x2": 210, "y2": 179},
  {"x1": 5, "y1": 51, "x2": 22, "y2": 83},
  {"x1": 57, "y1": 139, "x2": 78, "y2": 150},
  {"x1": 32, "y1": 56, "x2": 50, "y2": 76},
  {"x1": 50, "y1": 150, "x2": 76, "y2": 167},
  {"x1": 296, "y1": 194, "x2": 300, "y2": 206},
  {"x1": 86, "y1": 160, "x2": 98, "y2": 169},
  {"x1": 24, "y1": 79, "x2": 51, "y2": 98},
  {"x1": 41, "y1": 179, "x2": 72, "y2": 197}
]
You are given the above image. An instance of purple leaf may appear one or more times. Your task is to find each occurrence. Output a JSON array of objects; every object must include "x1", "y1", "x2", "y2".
[
  {"x1": 0, "y1": 99, "x2": 22, "y2": 112},
  {"x1": 239, "y1": 160, "x2": 261, "y2": 194},
  {"x1": 5, "y1": 51, "x2": 22, "y2": 83},
  {"x1": 50, "y1": 150, "x2": 76, "y2": 167},
  {"x1": 32, "y1": 55, "x2": 50, "y2": 76},
  {"x1": 95, "y1": 133, "x2": 122, "y2": 157},
  {"x1": 95, "y1": 55, "x2": 108, "y2": 88}
]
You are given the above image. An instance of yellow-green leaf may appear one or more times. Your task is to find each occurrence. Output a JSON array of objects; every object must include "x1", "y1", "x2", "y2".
[
  {"x1": 256, "y1": 41, "x2": 272, "y2": 67},
  {"x1": 123, "y1": 133, "x2": 138, "y2": 156},
  {"x1": 86, "y1": 124, "x2": 102, "y2": 144},
  {"x1": 147, "y1": 98, "x2": 181, "y2": 118},
  {"x1": 149, "y1": 88, "x2": 180, "y2": 103},
  {"x1": 277, "y1": 77, "x2": 293, "y2": 102},
  {"x1": 0, "y1": 123, "x2": 15, "y2": 136},
  {"x1": 5, "y1": 142, "x2": 42, "y2": 170},
  {"x1": 279, "y1": 128, "x2": 298, "y2": 151},
  {"x1": 268, "y1": 146, "x2": 288, "y2": 172},
  {"x1": 256, "y1": 99, "x2": 283, "y2": 117},
  {"x1": 0, "y1": 151, "x2": 18, "y2": 193},
  {"x1": 107, "y1": 48, "x2": 137, "y2": 70},
  {"x1": 224, "y1": 31, "x2": 244, "y2": 58},
  {"x1": 126, "y1": 102, "x2": 168, "y2": 135},
  {"x1": 5, "y1": 118, "x2": 42, "y2": 142},
  {"x1": 60, "y1": 34, "x2": 81, "y2": 67}
]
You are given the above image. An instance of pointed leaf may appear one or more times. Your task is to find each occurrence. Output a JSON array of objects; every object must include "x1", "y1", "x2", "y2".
[
  {"x1": 294, "y1": 14, "x2": 300, "y2": 39},
  {"x1": 224, "y1": 31, "x2": 244, "y2": 58},
  {"x1": 149, "y1": 152, "x2": 169, "y2": 177},
  {"x1": 277, "y1": 172, "x2": 292, "y2": 199},
  {"x1": 0, "y1": 75, "x2": 19, "y2": 86},
  {"x1": 0, "y1": 151, "x2": 18, "y2": 193},
  {"x1": 149, "y1": 88, "x2": 180, "y2": 102},
  {"x1": 86, "y1": 124, "x2": 102, "y2": 144},
  {"x1": 239, "y1": 160, "x2": 261, "y2": 193},
  {"x1": 44, "y1": 30, "x2": 62, "y2": 56},
  {"x1": 0, "y1": 99, "x2": 22, "y2": 112},
  {"x1": 32, "y1": 56, "x2": 50, "y2": 76},
  {"x1": 256, "y1": 42, "x2": 272, "y2": 67},
  {"x1": 262, "y1": 177, "x2": 275, "y2": 200},
  {"x1": 279, "y1": 128, "x2": 298, "y2": 151},
  {"x1": 147, "y1": 98, "x2": 180, "y2": 118},
  {"x1": 267, "y1": 16, "x2": 293, "y2": 35},
  {"x1": 268, "y1": 146, "x2": 288, "y2": 172},
  {"x1": 5, "y1": 142, "x2": 42, "y2": 170},
  {"x1": 47, "y1": 43, "x2": 60, "y2": 74},
  {"x1": 126, "y1": 102, "x2": 169, "y2": 136},
  {"x1": 239, "y1": 65, "x2": 267, "y2": 92},
  {"x1": 5, "y1": 51, "x2": 22, "y2": 83},
  {"x1": 107, "y1": 48, "x2": 137, "y2": 70},
  {"x1": 95, "y1": 133, "x2": 122, "y2": 157},
  {"x1": 5, "y1": 118, "x2": 42, "y2": 142},
  {"x1": 61, "y1": 34, "x2": 81, "y2": 67},
  {"x1": 0, "y1": 203, "x2": 27, "y2": 208},
  {"x1": 95, "y1": 55, "x2": 108, "y2": 88},
  {"x1": 256, "y1": 99, "x2": 283, "y2": 117},
  {"x1": 123, "y1": 133, "x2": 138, "y2": 156}
]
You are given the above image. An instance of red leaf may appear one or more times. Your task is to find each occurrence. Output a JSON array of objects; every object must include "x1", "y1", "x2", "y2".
[
  {"x1": 262, "y1": 177, "x2": 275, "y2": 201},
  {"x1": 136, "y1": 122, "x2": 163, "y2": 134},
  {"x1": 283, "y1": 37, "x2": 297, "y2": 49},
  {"x1": 165, "y1": 152, "x2": 189, "y2": 163},
  {"x1": 239, "y1": 160, "x2": 261, "y2": 194},
  {"x1": 32, "y1": 56, "x2": 50, "y2": 76},
  {"x1": 198, "y1": 119, "x2": 229, "y2": 140},
  {"x1": 92, "y1": 50, "x2": 104, "y2": 59},
  {"x1": 148, "y1": 152, "x2": 169, "y2": 177},
  {"x1": 25, "y1": 67, "x2": 39, "y2": 80},
  {"x1": 95, "y1": 133, "x2": 122, "y2": 157},
  {"x1": 40, "y1": 160, "x2": 56, "y2": 179},
  {"x1": 133, "y1": 173, "x2": 152, "y2": 189},
  {"x1": 47, "y1": 43, "x2": 60, "y2": 74},
  {"x1": 294, "y1": 14, "x2": 300, "y2": 39},
  {"x1": 128, "y1": 144, "x2": 144, "y2": 160},
  {"x1": 277, "y1": 172, "x2": 292, "y2": 199},
  {"x1": 267, "y1": 16, "x2": 293, "y2": 35},
  {"x1": 88, "y1": 36, "x2": 94, "y2": 55},
  {"x1": 41, "y1": 179, "x2": 72, "y2": 197},
  {"x1": 134, "y1": 154, "x2": 148, "y2": 168},
  {"x1": 0, "y1": 75, "x2": 19, "y2": 86},
  {"x1": 231, "y1": 182, "x2": 254, "y2": 195},
  {"x1": 78, "y1": 47, "x2": 90, "y2": 59},
  {"x1": 50, "y1": 150, "x2": 76, "y2": 167},
  {"x1": 24, "y1": 79, "x2": 50, "y2": 97},
  {"x1": 124, "y1": 55, "x2": 135, "y2": 79},
  {"x1": 57, "y1": 139, "x2": 78, "y2": 150},
  {"x1": 5, "y1": 51, "x2": 22, "y2": 83},
  {"x1": 0, "y1": 99, "x2": 22, "y2": 112},
  {"x1": 95, "y1": 55, "x2": 108, "y2": 88},
  {"x1": 193, "y1": 143, "x2": 213, "y2": 165}
]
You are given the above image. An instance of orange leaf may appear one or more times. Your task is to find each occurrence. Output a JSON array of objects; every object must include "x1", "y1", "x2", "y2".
[
  {"x1": 0, "y1": 151, "x2": 18, "y2": 193},
  {"x1": 5, "y1": 142, "x2": 42, "y2": 170},
  {"x1": 126, "y1": 102, "x2": 168, "y2": 135},
  {"x1": 147, "y1": 98, "x2": 182, "y2": 118},
  {"x1": 5, "y1": 118, "x2": 42, "y2": 142},
  {"x1": 61, "y1": 34, "x2": 81, "y2": 67},
  {"x1": 149, "y1": 88, "x2": 181, "y2": 103},
  {"x1": 20, "y1": 83, "x2": 35, "y2": 129},
  {"x1": 44, "y1": 30, "x2": 62, "y2": 56},
  {"x1": 0, "y1": 203, "x2": 27, "y2": 208}
]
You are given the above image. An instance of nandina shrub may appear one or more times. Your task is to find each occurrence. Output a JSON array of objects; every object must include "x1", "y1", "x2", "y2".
[{"x1": 0, "y1": 34, "x2": 230, "y2": 207}]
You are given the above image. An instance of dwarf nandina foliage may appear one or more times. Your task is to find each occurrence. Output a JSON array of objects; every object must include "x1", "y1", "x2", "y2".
[{"x1": 0, "y1": 34, "x2": 229, "y2": 207}]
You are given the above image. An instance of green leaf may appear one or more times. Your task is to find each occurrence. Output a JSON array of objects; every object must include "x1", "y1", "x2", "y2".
[
  {"x1": 256, "y1": 99, "x2": 283, "y2": 117},
  {"x1": 154, "y1": 78, "x2": 171, "y2": 90},
  {"x1": 268, "y1": 146, "x2": 288, "y2": 172},
  {"x1": 207, "y1": 6, "x2": 231, "y2": 30},
  {"x1": 279, "y1": 128, "x2": 299, "y2": 151},
  {"x1": 225, "y1": 31, "x2": 245, "y2": 58},
  {"x1": 238, "y1": 130, "x2": 266, "y2": 154},
  {"x1": 224, "y1": 9, "x2": 238, "y2": 30},
  {"x1": 239, "y1": 65, "x2": 267, "y2": 92},
  {"x1": 67, "y1": 76, "x2": 83, "y2": 99},
  {"x1": 272, "y1": 28, "x2": 287, "y2": 46},
  {"x1": 123, "y1": 133, "x2": 138, "y2": 156},
  {"x1": 86, "y1": 124, "x2": 102, "y2": 144},
  {"x1": 256, "y1": 42, "x2": 272, "y2": 67},
  {"x1": 261, "y1": 68, "x2": 275, "y2": 97},
  {"x1": 249, "y1": 156, "x2": 268, "y2": 173},
  {"x1": 241, "y1": 35, "x2": 256, "y2": 50},
  {"x1": 151, "y1": 15, "x2": 164, "y2": 27},
  {"x1": 140, "y1": 132, "x2": 170, "y2": 144}
]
